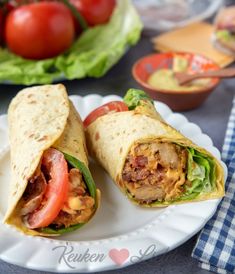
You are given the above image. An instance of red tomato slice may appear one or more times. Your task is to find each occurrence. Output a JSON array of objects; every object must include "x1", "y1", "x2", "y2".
[
  {"x1": 27, "y1": 148, "x2": 69, "y2": 229},
  {"x1": 83, "y1": 101, "x2": 128, "y2": 128}
]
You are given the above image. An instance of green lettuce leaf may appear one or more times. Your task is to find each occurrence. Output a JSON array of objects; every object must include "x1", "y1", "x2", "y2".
[
  {"x1": 0, "y1": 0, "x2": 142, "y2": 85},
  {"x1": 63, "y1": 153, "x2": 97, "y2": 200},
  {"x1": 123, "y1": 88, "x2": 154, "y2": 110},
  {"x1": 182, "y1": 148, "x2": 216, "y2": 200}
]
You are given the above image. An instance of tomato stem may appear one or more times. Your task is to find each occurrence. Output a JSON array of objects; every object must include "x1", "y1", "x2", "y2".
[{"x1": 60, "y1": 0, "x2": 88, "y2": 31}]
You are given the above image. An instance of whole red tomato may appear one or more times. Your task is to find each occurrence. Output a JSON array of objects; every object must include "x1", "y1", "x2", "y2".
[
  {"x1": 70, "y1": 0, "x2": 116, "y2": 26},
  {"x1": 5, "y1": 2, "x2": 75, "y2": 59}
]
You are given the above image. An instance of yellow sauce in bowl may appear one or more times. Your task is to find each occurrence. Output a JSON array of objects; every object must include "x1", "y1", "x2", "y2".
[
  {"x1": 147, "y1": 69, "x2": 211, "y2": 92},
  {"x1": 147, "y1": 56, "x2": 211, "y2": 92}
]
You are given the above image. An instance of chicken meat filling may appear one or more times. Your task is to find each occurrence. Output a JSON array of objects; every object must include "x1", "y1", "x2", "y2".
[
  {"x1": 52, "y1": 168, "x2": 95, "y2": 228},
  {"x1": 122, "y1": 142, "x2": 188, "y2": 203},
  {"x1": 21, "y1": 168, "x2": 95, "y2": 228}
]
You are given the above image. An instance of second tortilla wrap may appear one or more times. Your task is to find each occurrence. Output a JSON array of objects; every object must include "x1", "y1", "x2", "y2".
[{"x1": 86, "y1": 89, "x2": 224, "y2": 206}]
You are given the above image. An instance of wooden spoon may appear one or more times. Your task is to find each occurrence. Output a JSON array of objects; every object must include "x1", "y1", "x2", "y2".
[{"x1": 175, "y1": 67, "x2": 235, "y2": 85}]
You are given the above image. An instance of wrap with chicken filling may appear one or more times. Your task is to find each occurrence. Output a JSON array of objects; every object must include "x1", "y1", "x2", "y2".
[
  {"x1": 4, "y1": 84, "x2": 100, "y2": 236},
  {"x1": 85, "y1": 89, "x2": 224, "y2": 206}
]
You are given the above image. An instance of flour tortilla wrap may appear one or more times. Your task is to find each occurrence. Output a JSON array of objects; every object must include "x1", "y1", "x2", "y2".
[
  {"x1": 86, "y1": 89, "x2": 224, "y2": 206},
  {"x1": 4, "y1": 84, "x2": 100, "y2": 236}
]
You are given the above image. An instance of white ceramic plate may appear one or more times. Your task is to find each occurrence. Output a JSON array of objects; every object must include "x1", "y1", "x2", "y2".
[{"x1": 0, "y1": 95, "x2": 227, "y2": 273}]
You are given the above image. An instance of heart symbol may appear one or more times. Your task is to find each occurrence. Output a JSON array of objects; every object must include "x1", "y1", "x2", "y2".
[{"x1": 109, "y1": 248, "x2": 130, "y2": 266}]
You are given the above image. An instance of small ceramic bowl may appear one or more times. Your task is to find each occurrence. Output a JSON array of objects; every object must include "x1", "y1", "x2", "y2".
[{"x1": 132, "y1": 52, "x2": 220, "y2": 111}]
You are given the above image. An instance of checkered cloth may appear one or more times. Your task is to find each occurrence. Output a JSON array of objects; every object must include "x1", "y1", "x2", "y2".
[{"x1": 192, "y1": 99, "x2": 235, "y2": 274}]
